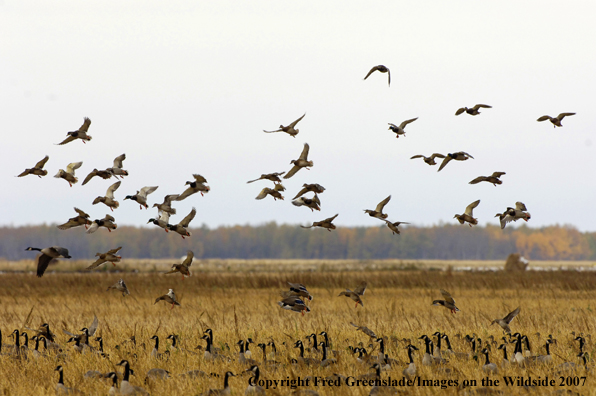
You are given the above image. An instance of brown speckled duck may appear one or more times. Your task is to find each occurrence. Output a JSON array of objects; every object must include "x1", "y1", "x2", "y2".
[
  {"x1": 17, "y1": 155, "x2": 49, "y2": 178},
  {"x1": 263, "y1": 114, "x2": 305, "y2": 137},
  {"x1": 364, "y1": 65, "x2": 390, "y2": 86},
  {"x1": 454, "y1": 199, "x2": 480, "y2": 227},
  {"x1": 537, "y1": 112, "x2": 575, "y2": 127},
  {"x1": 455, "y1": 104, "x2": 492, "y2": 116}
]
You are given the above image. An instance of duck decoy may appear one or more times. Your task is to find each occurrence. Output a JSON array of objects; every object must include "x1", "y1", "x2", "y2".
[
  {"x1": 25, "y1": 246, "x2": 71, "y2": 277},
  {"x1": 381, "y1": 220, "x2": 409, "y2": 235},
  {"x1": 164, "y1": 250, "x2": 194, "y2": 279},
  {"x1": 284, "y1": 143, "x2": 313, "y2": 179},
  {"x1": 292, "y1": 183, "x2": 325, "y2": 199},
  {"x1": 388, "y1": 118, "x2": 418, "y2": 138},
  {"x1": 263, "y1": 113, "x2": 306, "y2": 137},
  {"x1": 363, "y1": 65, "x2": 390, "y2": 86},
  {"x1": 469, "y1": 172, "x2": 506, "y2": 186},
  {"x1": 200, "y1": 371, "x2": 235, "y2": 396},
  {"x1": 455, "y1": 104, "x2": 492, "y2": 116},
  {"x1": 432, "y1": 289, "x2": 460, "y2": 313},
  {"x1": 107, "y1": 278, "x2": 130, "y2": 296},
  {"x1": 491, "y1": 307, "x2": 520, "y2": 333},
  {"x1": 106, "y1": 154, "x2": 129, "y2": 179},
  {"x1": 86, "y1": 247, "x2": 122, "y2": 270},
  {"x1": 176, "y1": 174, "x2": 210, "y2": 200},
  {"x1": 17, "y1": 155, "x2": 49, "y2": 178},
  {"x1": 57, "y1": 207, "x2": 92, "y2": 230},
  {"x1": 152, "y1": 194, "x2": 179, "y2": 215},
  {"x1": 438, "y1": 151, "x2": 474, "y2": 172},
  {"x1": 301, "y1": 214, "x2": 338, "y2": 232},
  {"x1": 154, "y1": 289, "x2": 180, "y2": 309},
  {"x1": 82, "y1": 168, "x2": 113, "y2": 185},
  {"x1": 454, "y1": 199, "x2": 480, "y2": 227},
  {"x1": 167, "y1": 207, "x2": 196, "y2": 239},
  {"x1": 537, "y1": 112, "x2": 575, "y2": 127},
  {"x1": 92, "y1": 180, "x2": 121, "y2": 211},
  {"x1": 247, "y1": 172, "x2": 286, "y2": 184},
  {"x1": 338, "y1": 282, "x2": 367, "y2": 308},
  {"x1": 54, "y1": 162, "x2": 83, "y2": 187},
  {"x1": 117, "y1": 360, "x2": 149, "y2": 396},
  {"x1": 495, "y1": 202, "x2": 530, "y2": 229},
  {"x1": 410, "y1": 153, "x2": 445, "y2": 166},
  {"x1": 364, "y1": 195, "x2": 391, "y2": 219},
  {"x1": 87, "y1": 214, "x2": 117, "y2": 233},
  {"x1": 56, "y1": 117, "x2": 92, "y2": 145},
  {"x1": 124, "y1": 186, "x2": 158, "y2": 209}
]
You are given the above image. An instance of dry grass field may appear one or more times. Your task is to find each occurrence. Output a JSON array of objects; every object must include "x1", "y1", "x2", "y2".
[{"x1": 0, "y1": 263, "x2": 595, "y2": 395}]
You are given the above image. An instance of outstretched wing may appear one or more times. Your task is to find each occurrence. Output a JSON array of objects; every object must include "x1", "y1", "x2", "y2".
[
  {"x1": 430, "y1": 153, "x2": 445, "y2": 159},
  {"x1": 292, "y1": 186, "x2": 309, "y2": 199},
  {"x1": 193, "y1": 174, "x2": 207, "y2": 184},
  {"x1": 399, "y1": 117, "x2": 418, "y2": 129},
  {"x1": 437, "y1": 156, "x2": 452, "y2": 171},
  {"x1": 57, "y1": 135, "x2": 77, "y2": 145},
  {"x1": 557, "y1": 112, "x2": 575, "y2": 120},
  {"x1": 86, "y1": 257, "x2": 107, "y2": 270},
  {"x1": 325, "y1": 214, "x2": 339, "y2": 223},
  {"x1": 410, "y1": 155, "x2": 424, "y2": 160},
  {"x1": 255, "y1": 188, "x2": 270, "y2": 200},
  {"x1": 78, "y1": 117, "x2": 91, "y2": 132},
  {"x1": 36, "y1": 254, "x2": 54, "y2": 277},
  {"x1": 179, "y1": 207, "x2": 196, "y2": 227},
  {"x1": 468, "y1": 176, "x2": 487, "y2": 185},
  {"x1": 74, "y1": 207, "x2": 89, "y2": 218},
  {"x1": 113, "y1": 153, "x2": 126, "y2": 168},
  {"x1": 66, "y1": 162, "x2": 83, "y2": 174},
  {"x1": 284, "y1": 165, "x2": 301, "y2": 179},
  {"x1": 299, "y1": 143, "x2": 310, "y2": 161},
  {"x1": 536, "y1": 115, "x2": 552, "y2": 122},
  {"x1": 35, "y1": 155, "x2": 50, "y2": 169},
  {"x1": 473, "y1": 104, "x2": 492, "y2": 110},
  {"x1": 464, "y1": 199, "x2": 480, "y2": 216},
  {"x1": 363, "y1": 65, "x2": 380, "y2": 80},
  {"x1": 455, "y1": 108, "x2": 466, "y2": 116},
  {"x1": 106, "y1": 181, "x2": 121, "y2": 199},
  {"x1": 104, "y1": 214, "x2": 115, "y2": 222},
  {"x1": 107, "y1": 246, "x2": 123, "y2": 255},
  {"x1": 140, "y1": 186, "x2": 158, "y2": 197},
  {"x1": 88, "y1": 316, "x2": 99, "y2": 336},
  {"x1": 491, "y1": 172, "x2": 506, "y2": 178},
  {"x1": 440, "y1": 289, "x2": 455, "y2": 305},
  {"x1": 288, "y1": 113, "x2": 306, "y2": 128},
  {"x1": 515, "y1": 202, "x2": 527, "y2": 211},
  {"x1": 82, "y1": 170, "x2": 97, "y2": 186},
  {"x1": 182, "y1": 251, "x2": 194, "y2": 267},
  {"x1": 354, "y1": 282, "x2": 367, "y2": 296},
  {"x1": 375, "y1": 195, "x2": 391, "y2": 213},
  {"x1": 503, "y1": 307, "x2": 520, "y2": 324}
]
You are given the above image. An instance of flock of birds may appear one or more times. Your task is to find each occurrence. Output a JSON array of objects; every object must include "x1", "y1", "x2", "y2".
[{"x1": 9, "y1": 65, "x2": 582, "y2": 395}]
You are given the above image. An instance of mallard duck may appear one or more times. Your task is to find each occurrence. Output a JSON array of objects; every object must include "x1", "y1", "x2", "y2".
[
  {"x1": 124, "y1": 186, "x2": 158, "y2": 209},
  {"x1": 495, "y1": 202, "x2": 530, "y2": 229},
  {"x1": 25, "y1": 246, "x2": 71, "y2": 277},
  {"x1": 176, "y1": 174, "x2": 209, "y2": 200},
  {"x1": 152, "y1": 194, "x2": 179, "y2": 215},
  {"x1": 147, "y1": 210, "x2": 170, "y2": 232},
  {"x1": 491, "y1": 307, "x2": 520, "y2": 333},
  {"x1": 278, "y1": 296, "x2": 311, "y2": 315},
  {"x1": 200, "y1": 371, "x2": 235, "y2": 396},
  {"x1": 286, "y1": 282, "x2": 313, "y2": 300},
  {"x1": 338, "y1": 282, "x2": 367, "y2": 308},
  {"x1": 454, "y1": 199, "x2": 480, "y2": 226},
  {"x1": 117, "y1": 360, "x2": 149, "y2": 396},
  {"x1": 82, "y1": 168, "x2": 113, "y2": 185},
  {"x1": 107, "y1": 278, "x2": 130, "y2": 296},
  {"x1": 469, "y1": 172, "x2": 506, "y2": 186},
  {"x1": 438, "y1": 152, "x2": 474, "y2": 172},
  {"x1": 301, "y1": 213, "x2": 338, "y2": 231},
  {"x1": 292, "y1": 194, "x2": 320, "y2": 211},
  {"x1": 481, "y1": 348, "x2": 498, "y2": 373},
  {"x1": 382, "y1": 220, "x2": 409, "y2": 235},
  {"x1": 92, "y1": 181, "x2": 121, "y2": 211},
  {"x1": 54, "y1": 162, "x2": 83, "y2": 187},
  {"x1": 106, "y1": 154, "x2": 128, "y2": 179},
  {"x1": 388, "y1": 118, "x2": 418, "y2": 138},
  {"x1": 263, "y1": 113, "x2": 306, "y2": 137},
  {"x1": 154, "y1": 289, "x2": 180, "y2": 309},
  {"x1": 455, "y1": 104, "x2": 492, "y2": 116},
  {"x1": 62, "y1": 316, "x2": 98, "y2": 346},
  {"x1": 167, "y1": 207, "x2": 196, "y2": 238},
  {"x1": 255, "y1": 187, "x2": 284, "y2": 201},
  {"x1": 57, "y1": 207, "x2": 92, "y2": 230},
  {"x1": 87, "y1": 214, "x2": 117, "y2": 233},
  {"x1": 293, "y1": 183, "x2": 325, "y2": 199},
  {"x1": 349, "y1": 322, "x2": 377, "y2": 338},
  {"x1": 284, "y1": 143, "x2": 313, "y2": 179},
  {"x1": 247, "y1": 172, "x2": 286, "y2": 184},
  {"x1": 410, "y1": 153, "x2": 445, "y2": 166},
  {"x1": 86, "y1": 247, "x2": 122, "y2": 270},
  {"x1": 164, "y1": 250, "x2": 194, "y2": 279},
  {"x1": 55, "y1": 366, "x2": 84, "y2": 395},
  {"x1": 364, "y1": 195, "x2": 391, "y2": 219},
  {"x1": 364, "y1": 65, "x2": 390, "y2": 86},
  {"x1": 537, "y1": 112, "x2": 575, "y2": 127},
  {"x1": 17, "y1": 155, "x2": 49, "y2": 177},
  {"x1": 432, "y1": 289, "x2": 460, "y2": 313},
  {"x1": 56, "y1": 117, "x2": 92, "y2": 145}
]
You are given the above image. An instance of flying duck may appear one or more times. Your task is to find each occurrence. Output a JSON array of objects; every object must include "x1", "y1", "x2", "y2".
[
  {"x1": 292, "y1": 183, "x2": 325, "y2": 199},
  {"x1": 455, "y1": 104, "x2": 492, "y2": 116},
  {"x1": 301, "y1": 214, "x2": 338, "y2": 231},
  {"x1": 454, "y1": 199, "x2": 480, "y2": 227},
  {"x1": 438, "y1": 152, "x2": 474, "y2": 172},
  {"x1": 57, "y1": 207, "x2": 92, "y2": 230},
  {"x1": 167, "y1": 207, "x2": 196, "y2": 238},
  {"x1": 364, "y1": 195, "x2": 391, "y2": 219},
  {"x1": 537, "y1": 112, "x2": 575, "y2": 127},
  {"x1": 338, "y1": 282, "x2": 367, "y2": 308},
  {"x1": 106, "y1": 154, "x2": 129, "y2": 179},
  {"x1": 54, "y1": 162, "x2": 83, "y2": 187},
  {"x1": 432, "y1": 289, "x2": 460, "y2": 313},
  {"x1": 364, "y1": 65, "x2": 390, "y2": 86},
  {"x1": 491, "y1": 307, "x2": 521, "y2": 333},
  {"x1": 86, "y1": 214, "x2": 117, "y2": 233},
  {"x1": 107, "y1": 278, "x2": 130, "y2": 296},
  {"x1": 124, "y1": 186, "x2": 158, "y2": 209},
  {"x1": 154, "y1": 289, "x2": 180, "y2": 309},
  {"x1": 388, "y1": 117, "x2": 418, "y2": 138},
  {"x1": 17, "y1": 155, "x2": 49, "y2": 178},
  {"x1": 56, "y1": 117, "x2": 92, "y2": 145},
  {"x1": 469, "y1": 172, "x2": 506, "y2": 186},
  {"x1": 263, "y1": 113, "x2": 306, "y2": 137},
  {"x1": 176, "y1": 174, "x2": 210, "y2": 200},
  {"x1": 410, "y1": 153, "x2": 445, "y2": 166},
  {"x1": 86, "y1": 247, "x2": 122, "y2": 270},
  {"x1": 92, "y1": 180, "x2": 121, "y2": 211},
  {"x1": 164, "y1": 250, "x2": 194, "y2": 279}
]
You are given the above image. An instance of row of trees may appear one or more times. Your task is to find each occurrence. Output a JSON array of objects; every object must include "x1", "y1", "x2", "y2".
[{"x1": 1, "y1": 223, "x2": 594, "y2": 261}]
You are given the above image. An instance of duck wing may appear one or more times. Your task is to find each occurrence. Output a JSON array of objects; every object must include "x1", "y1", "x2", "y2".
[
  {"x1": 35, "y1": 155, "x2": 50, "y2": 169},
  {"x1": 66, "y1": 162, "x2": 83, "y2": 175},
  {"x1": 288, "y1": 113, "x2": 306, "y2": 128},
  {"x1": 179, "y1": 207, "x2": 196, "y2": 227},
  {"x1": 182, "y1": 251, "x2": 194, "y2": 267},
  {"x1": 375, "y1": 196, "x2": 391, "y2": 213},
  {"x1": 353, "y1": 282, "x2": 367, "y2": 296},
  {"x1": 74, "y1": 207, "x2": 89, "y2": 218},
  {"x1": 473, "y1": 104, "x2": 492, "y2": 110},
  {"x1": 437, "y1": 156, "x2": 452, "y2": 171},
  {"x1": 557, "y1": 112, "x2": 575, "y2": 120},
  {"x1": 464, "y1": 200, "x2": 480, "y2": 216},
  {"x1": 106, "y1": 181, "x2": 121, "y2": 199},
  {"x1": 537, "y1": 115, "x2": 552, "y2": 122},
  {"x1": 113, "y1": 154, "x2": 126, "y2": 168},
  {"x1": 78, "y1": 117, "x2": 91, "y2": 132},
  {"x1": 440, "y1": 289, "x2": 456, "y2": 305},
  {"x1": 399, "y1": 117, "x2": 418, "y2": 129},
  {"x1": 503, "y1": 307, "x2": 520, "y2": 324},
  {"x1": 284, "y1": 165, "x2": 301, "y2": 179}
]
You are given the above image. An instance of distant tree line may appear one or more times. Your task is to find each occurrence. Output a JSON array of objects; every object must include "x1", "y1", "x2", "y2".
[{"x1": 1, "y1": 223, "x2": 594, "y2": 261}]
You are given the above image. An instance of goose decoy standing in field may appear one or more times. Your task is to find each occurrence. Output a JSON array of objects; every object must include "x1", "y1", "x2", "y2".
[
  {"x1": 481, "y1": 348, "x2": 498, "y2": 373},
  {"x1": 164, "y1": 250, "x2": 194, "y2": 279},
  {"x1": 55, "y1": 366, "x2": 84, "y2": 395},
  {"x1": 176, "y1": 174, "x2": 210, "y2": 200},
  {"x1": 167, "y1": 207, "x2": 196, "y2": 239},
  {"x1": 363, "y1": 65, "x2": 390, "y2": 86},
  {"x1": 469, "y1": 172, "x2": 506, "y2": 186},
  {"x1": 491, "y1": 307, "x2": 520, "y2": 333},
  {"x1": 152, "y1": 194, "x2": 179, "y2": 215},
  {"x1": 454, "y1": 199, "x2": 480, "y2": 227},
  {"x1": 364, "y1": 195, "x2": 391, "y2": 219},
  {"x1": 287, "y1": 282, "x2": 313, "y2": 301},
  {"x1": 106, "y1": 154, "x2": 129, "y2": 179},
  {"x1": 403, "y1": 345, "x2": 418, "y2": 378},
  {"x1": 124, "y1": 186, "x2": 158, "y2": 209},
  {"x1": 388, "y1": 118, "x2": 418, "y2": 138},
  {"x1": 338, "y1": 282, "x2": 367, "y2": 308},
  {"x1": 54, "y1": 162, "x2": 83, "y2": 187},
  {"x1": 154, "y1": 289, "x2": 180, "y2": 309},
  {"x1": 495, "y1": 202, "x2": 531, "y2": 229},
  {"x1": 438, "y1": 152, "x2": 474, "y2": 172},
  {"x1": 537, "y1": 112, "x2": 575, "y2": 127},
  {"x1": 255, "y1": 185, "x2": 284, "y2": 201},
  {"x1": 284, "y1": 143, "x2": 313, "y2": 179},
  {"x1": 292, "y1": 183, "x2": 325, "y2": 199},
  {"x1": 107, "y1": 278, "x2": 130, "y2": 296},
  {"x1": 455, "y1": 104, "x2": 492, "y2": 116},
  {"x1": 92, "y1": 180, "x2": 121, "y2": 211},
  {"x1": 25, "y1": 246, "x2": 71, "y2": 277},
  {"x1": 200, "y1": 371, "x2": 235, "y2": 396},
  {"x1": 86, "y1": 247, "x2": 122, "y2": 270},
  {"x1": 245, "y1": 365, "x2": 266, "y2": 395},
  {"x1": 147, "y1": 210, "x2": 171, "y2": 232},
  {"x1": 82, "y1": 168, "x2": 113, "y2": 185},
  {"x1": 292, "y1": 194, "x2": 320, "y2": 211},
  {"x1": 87, "y1": 214, "x2": 117, "y2": 233},
  {"x1": 17, "y1": 155, "x2": 49, "y2": 177},
  {"x1": 263, "y1": 113, "x2": 306, "y2": 137},
  {"x1": 62, "y1": 316, "x2": 99, "y2": 346},
  {"x1": 57, "y1": 207, "x2": 92, "y2": 230},
  {"x1": 382, "y1": 220, "x2": 409, "y2": 235},
  {"x1": 117, "y1": 360, "x2": 149, "y2": 396},
  {"x1": 432, "y1": 289, "x2": 460, "y2": 313},
  {"x1": 247, "y1": 172, "x2": 286, "y2": 184},
  {"x1": 301, "y1": 213, "x2": 338, "y2": 232},
  {"x1": 56, "y1": 117, "x2": 92, "y2": 145},
  {"x1": 410, "y1": 153, "x2": 445, "y2": 166},
  {"x1": 278, "y1": 296, "x2": 311, "y2": 315}
]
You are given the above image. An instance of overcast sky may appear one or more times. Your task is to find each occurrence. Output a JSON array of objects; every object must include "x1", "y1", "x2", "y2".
[{"x1": 1, "y1": 1, "x2": 595, "y2": 232}]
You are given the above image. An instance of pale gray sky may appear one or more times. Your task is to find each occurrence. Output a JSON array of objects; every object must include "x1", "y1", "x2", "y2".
[{"x1": 1, "y1": 1, "x2": 595, "y2": 231}]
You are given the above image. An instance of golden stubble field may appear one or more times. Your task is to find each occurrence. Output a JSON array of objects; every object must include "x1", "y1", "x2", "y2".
[{"x1": 0, "y1": 265, "x2": 595, "y2": 395}]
